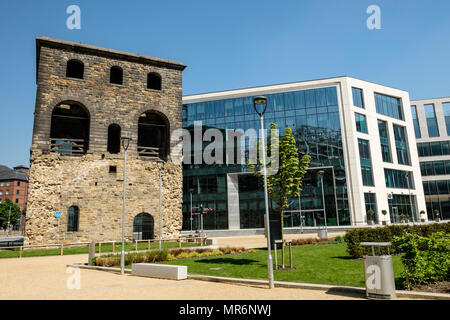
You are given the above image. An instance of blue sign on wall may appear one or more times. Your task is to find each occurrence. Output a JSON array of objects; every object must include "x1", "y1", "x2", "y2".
[{"x1": 55, "y1": 211, "x2": 62, "y2": 218}]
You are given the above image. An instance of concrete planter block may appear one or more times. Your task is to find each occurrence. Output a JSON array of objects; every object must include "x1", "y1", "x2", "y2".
[
  {"x1": 206, "y1": 238, "x2": 218, "y2": 245},
  {"x1": 132, "y1": 263, "x2": 187, "y2": 280}
]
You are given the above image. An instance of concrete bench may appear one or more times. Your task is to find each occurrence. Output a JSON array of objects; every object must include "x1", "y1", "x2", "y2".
[
  {"x1": 131, "y1": 263, "x2": 187, "y2": 280},
  {"x1": 206, "y1": 238, "x2": 218, "y2": 245}
]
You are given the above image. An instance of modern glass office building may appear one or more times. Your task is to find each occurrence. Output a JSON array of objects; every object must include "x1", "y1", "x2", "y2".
[
  {"x1": 412, "y1": 96, "x2": 450, "y2": 220},
  {"x1": 182, "y1": 77, "x2": 427, "y2": 235}
]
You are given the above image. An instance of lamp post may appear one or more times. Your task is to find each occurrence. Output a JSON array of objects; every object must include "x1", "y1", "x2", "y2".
[
  {"x1": 120, "y1": 136, "x2": 131, "y2": 275},
  {"x1": 253, "y1": 96, "x2": 274, "y2": 289},
  {"x1": 318, "y1": 170, "x2": 328, "y2": 237},
  {"x1": 157, "y1": 159, "x2": 165, "y2": 250},
  {"x1": 406, "y1": 172, "x2": 415, "y2": 224}
]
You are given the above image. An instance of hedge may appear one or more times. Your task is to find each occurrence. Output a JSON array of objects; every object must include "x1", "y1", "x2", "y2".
[
  {"x1": 393, "y1": 232, "x2": 450, "y2": 288},
  {"x1": 344, "y1": 222, "x2": 450, "y2": 258}
]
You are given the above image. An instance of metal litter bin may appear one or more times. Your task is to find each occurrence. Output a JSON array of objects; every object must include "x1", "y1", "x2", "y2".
[
  {"x1": 360, "y1": 242, "x2": 396, "y2": 300},
  {"x1": 318, "y1": 227, "x2": 328, "y2": 239}
]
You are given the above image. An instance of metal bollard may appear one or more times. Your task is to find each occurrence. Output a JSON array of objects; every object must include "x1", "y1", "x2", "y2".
[
  {"x1": 135, "y1": 240, "x2": 138, "y2": 251},
  {"x1": 178, "y1": 238, "x2": 182, "y2": 248},
  {"x1": 60, "y1": 244, "x2": 64, "y2": 256},
  {"x1": 112, "y1": 241, "x2": 115, "y2": 252},
  {"x1": 99, "y1": 242, "x2": 102, "y2": 254},
  {"x1": 282, "y1": 243, "x2": 285, "y2": 269},
  {"x1": 148, "y1": 240, "x2": 150, "y2": 250},
  {"x1": 19, "y1": 246, "x2": 23, "y2": 258}
]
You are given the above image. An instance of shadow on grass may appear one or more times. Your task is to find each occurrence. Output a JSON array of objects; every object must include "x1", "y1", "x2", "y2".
[
  {"x1": 330, "y1": 256, "x2": 359, "y2": 260},
  {"x1": 195, "y1": 258, "x2": 259, "y2": 265}
]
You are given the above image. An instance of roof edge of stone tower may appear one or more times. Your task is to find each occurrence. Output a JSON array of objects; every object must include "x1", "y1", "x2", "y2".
[{"x1": 36, "y1": 36, "x2": 187, "y2": 82}]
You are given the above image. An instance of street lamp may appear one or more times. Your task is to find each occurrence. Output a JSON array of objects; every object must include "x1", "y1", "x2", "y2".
[
  {"x1": 253, "y1": 96, "x2": 274, "y2": 289},
  {"x1": 157, "y1": 159, "x2": 165, "y2": 250},
  {"x1": 120, "y1": 136, "x2": 131, "y2": 275},
  {"x1": 318, "y1": 170, "x2": 328, "y2": 237}
]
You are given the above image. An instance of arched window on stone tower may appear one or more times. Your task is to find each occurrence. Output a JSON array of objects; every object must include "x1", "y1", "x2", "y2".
[
  {"x1": 138, "y1": 111, "x2": 169, "y2": 160},
  {"x1": 107, "y1": 124, "x2": 121, "y2": 154},
  {"x1": 133, "y1": 212, "x2": 154, "y2": 241},
  {"x1": 67, "y1": 206, "x2": 79, "y2": 232},
  {"x1": 50, "y1": 102, "x2": 90, "y2": 155},
  {"x1": 147, "y1": 72, "x2": 161, "y2": 90},
  {"x1": 66, "y1": 59, "x2": 84, "y2": 79}
]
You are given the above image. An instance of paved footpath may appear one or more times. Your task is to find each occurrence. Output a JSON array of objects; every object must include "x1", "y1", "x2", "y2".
[
  {"x1": 0, "y1": 253, "x2": 366, "y2": 300},
  {"x1": 214, "y1": 232, "x2": 347, "y2": 249},
  {"x1": 0, "y1": 234, "x2": 420, "y2": 300}
]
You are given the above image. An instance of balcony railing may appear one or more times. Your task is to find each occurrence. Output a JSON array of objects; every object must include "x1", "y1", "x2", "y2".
[
  {"x1": 49, "y1": 138, "x2": 86, "y2": 156},
  {"x1": 137, "y1": 146, "x2": 160, "y2": 159}
]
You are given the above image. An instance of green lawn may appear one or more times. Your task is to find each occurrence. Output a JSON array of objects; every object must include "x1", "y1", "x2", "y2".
[
  {"x1": 0, "y1": 241, "x2": 198, "y2": 259},
  {"x1": 159, "y1": 243, "x2": 405, "y2": 288}
]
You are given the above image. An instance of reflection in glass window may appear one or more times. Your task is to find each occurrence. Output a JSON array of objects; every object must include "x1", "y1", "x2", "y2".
[
  {"x1": 234, "y1": 98, "x2": 244, "y2": 116},
  {"x1": 425, "y1": 104, "x2": 439, "y2": 137},
  {"x1": 364, "y1": 193, "x2": 378, "y2": 223},
  {"x1": 393, "y1": 125, "x2": 411, "y2": 165},
  {"x1": 355, "y1": 113, "x2": 368, "y2": 133},
  {"x1": 196, "y1": 103, "x2": 205, "y2": 119},
  {"x1": 316, "y1": 88, "x2": 327, "y2": 107},
  {"x1": 358, "y1": 139, "x2": 374, "y2": 186},
  {"x1": 374, "y1": 93, "x2": 404, "y2": 120},
  {"x1": 443, "y1": 102, "x2": 450, "y2": 136},
  {"x1": 378, "y1": 120, "x2": 392, "y2": 163},
  {"x1": 326, "y1": 87, "x2": 338, "y2": 105},
  {"x1": 352, "y1": 88, "x2": 364, "y2": 108},
  {"x1": 225, "y1": 100, "x2": 234, "y2": 116},
  {"x1": 411, "y1": 106, "x2": 421, "y2": 138},
  {"x1": 384, "y1": 169, "x2": 414, "y2": 189},
  {"x1": 419, "y1": 160, "x2": 450, "y2": 176}
]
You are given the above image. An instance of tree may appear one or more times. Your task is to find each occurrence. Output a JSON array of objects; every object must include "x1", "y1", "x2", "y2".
[
  {"x1": 0, "y1": 199, "x2": 20, "y2": 230},
  {"x1": 249, "y1": 123, "x2": 311, "y2": 242}
]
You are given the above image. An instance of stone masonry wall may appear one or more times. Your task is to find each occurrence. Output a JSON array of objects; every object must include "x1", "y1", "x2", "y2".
[
  {"x1": 25, "y1": 38, "x2": 185, "y2": 245},
  {"x1": 26, "y1": 151, "x2": 182, "y2": 244}
]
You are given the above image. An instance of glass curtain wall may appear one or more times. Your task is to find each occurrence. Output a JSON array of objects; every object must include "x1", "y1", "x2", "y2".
[{"x1": 182, "y1": 86, "x2": 350, "y2": 230}]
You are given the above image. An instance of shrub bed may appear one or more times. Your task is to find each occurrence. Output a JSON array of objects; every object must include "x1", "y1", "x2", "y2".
[
  {"x1": 92, "y1": 246, "x2": 247, "y2": 267},
  {"x1": 290, "y1": 236, "x2": 344, "y2": 246},
  {"x1": 344, "y1": 222, "x2": 450, "y2": 258},
  {"x1": 393, "y1": 232, "x2": 449, "y2": 289}
]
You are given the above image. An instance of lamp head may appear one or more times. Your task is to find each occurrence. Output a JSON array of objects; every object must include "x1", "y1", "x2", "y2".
[
  {"x1": 121, "y1": 136, "x2": 132, "y2": 151},
  {"x1": 318, "y1": 170, "x2": 325, "y2": 176},
  {"x1": 253, "y1": 96, "x2": 268, "y2": 116}
]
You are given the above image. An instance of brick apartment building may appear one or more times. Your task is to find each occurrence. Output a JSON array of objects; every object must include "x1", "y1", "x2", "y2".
[{"x1": 0, "y1": 165, "x2": 29, "y2": 231}]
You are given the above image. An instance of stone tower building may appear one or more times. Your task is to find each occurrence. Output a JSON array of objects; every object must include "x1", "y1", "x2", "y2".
[{"x1": 26, "y1": 37, "x2": 186, "y2": 245}]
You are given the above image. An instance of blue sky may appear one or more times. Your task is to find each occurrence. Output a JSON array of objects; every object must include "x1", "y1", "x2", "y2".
[{"x1": 1, "y1": 0, "x2": 450, "y2": 168}]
